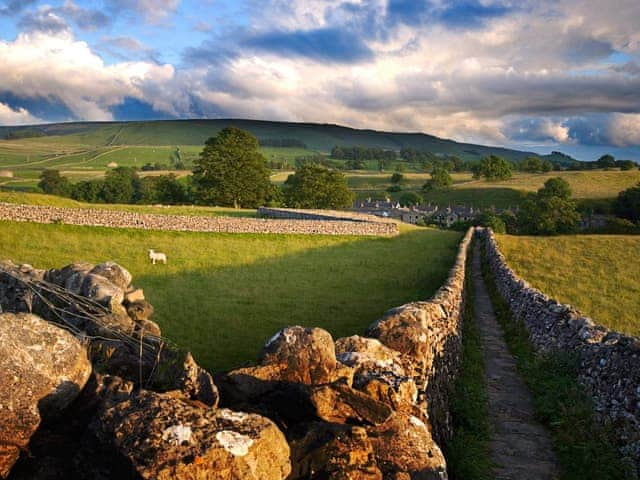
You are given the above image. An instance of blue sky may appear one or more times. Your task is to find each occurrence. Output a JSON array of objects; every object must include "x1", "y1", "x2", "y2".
[{"x1": 0, "y1": 0, "x2": 639, "y2": 160}]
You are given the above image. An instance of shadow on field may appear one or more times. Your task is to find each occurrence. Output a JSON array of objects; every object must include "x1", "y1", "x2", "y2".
[{"x1": 135, "y1": 229, "x2": 461, "y2": 373}]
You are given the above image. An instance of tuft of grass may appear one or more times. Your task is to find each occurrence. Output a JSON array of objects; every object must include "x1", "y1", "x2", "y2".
[
  {"x1": 444, "y1": 238, "x2": 493, "y2": 480},
  {"x1": 495, "y1": 234, "x2": 640, "y2": 336},
  {"x1": 0, "y1": 220, "x2": 461, "y2": 371},
  {"x1": 480, "y1": 241, "x2": 637, "y2": 480}
]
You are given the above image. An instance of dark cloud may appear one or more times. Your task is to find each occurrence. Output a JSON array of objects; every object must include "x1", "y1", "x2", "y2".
[
  {"x1": 111, "y1": 97, "x2": 175, "y2": 121},
  {"x1": 244, "y1": 27, "x2": 373, "y2": 63},
  {"x1": 103, "y1": 0, "x2": 180, "y2": 23},
  {"x1": 0, "y1": 91, "x2": 75, "y2": 122},
  {"x1": 61, "y1": 2, "x2": 111, "y2": 31},
  {"x1": 18, "y1": 9, "x2": 70, "y2": 35},
  {"x1": 0, "y1": 0, "x2": 37, "y2": 16},
  {"x1": 387, "y1": 0, "x2": 512, "y2": 28}
]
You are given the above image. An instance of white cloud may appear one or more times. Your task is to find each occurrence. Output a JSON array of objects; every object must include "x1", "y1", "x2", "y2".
[
  {"x1": 607, "y1": 114, "x2": 640, "y2": 147},
  {"x1": 0, "y1": 103, "x2": 42, "y2": 126}
]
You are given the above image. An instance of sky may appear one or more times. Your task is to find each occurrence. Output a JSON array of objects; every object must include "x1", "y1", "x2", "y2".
[{"x1": 0, "y1": 0, "x2": 639, "y2": 160}]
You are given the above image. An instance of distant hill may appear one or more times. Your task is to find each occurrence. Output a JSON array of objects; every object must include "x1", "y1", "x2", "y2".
[{"x1": 0, "y1": 119, "x2": 559, "y2": 163}]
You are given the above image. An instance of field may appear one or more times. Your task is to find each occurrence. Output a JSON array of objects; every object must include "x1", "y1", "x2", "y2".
[
  {"x1": 496, "y1": 234, "x2": 640, "y2": 336},
  {"x1": 0, "y1": 220, "x2": 462, "y2": 371}
]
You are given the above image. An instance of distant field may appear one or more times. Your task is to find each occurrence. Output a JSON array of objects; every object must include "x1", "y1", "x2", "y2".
[
  {"x1": 496, "y1": 234, "x2": 640, "y2": 337},
  {"x1": 0, "y1": 220, "x2": 462, "y2": 371},
  {"x1": 0, "y1": 191, "x2": 256, "y2": 217}
]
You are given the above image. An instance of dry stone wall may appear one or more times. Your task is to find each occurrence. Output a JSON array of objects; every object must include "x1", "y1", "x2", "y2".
[
  {"x1": 0, "y1": 203, "x2": 398, "y2": 236},
  {"x1": 1, "y1": 227, "x2": 473, "y2": 479},
  {"x1": 483, "y1": 228, "x2": 640, "y2": 473},
  {"x1": 258, "y1": 207, "x2": 398, "y2": 224}
]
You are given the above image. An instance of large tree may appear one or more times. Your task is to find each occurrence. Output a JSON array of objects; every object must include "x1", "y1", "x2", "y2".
[
  {"x1": 193, "y1": 127, "x2": 270, "y2": 208},
  {"x1": 614, "y1": 182, "x2": 640, "y2": 223},
  {"x1": 38, "y1": 169, "x2": 70, "y2": 196},
  {"x1": 284, "y1": 164, "x2": 353, "y2": 209},
  {"x1": 477, "y1": 155, "x2": 512, "y2": 180},
  {"x1": 518, "y1": 177, "x2": 580, "y2": 235},
  {"x1": 422, "y1": 167, "x2": 452, "y2": 191}
]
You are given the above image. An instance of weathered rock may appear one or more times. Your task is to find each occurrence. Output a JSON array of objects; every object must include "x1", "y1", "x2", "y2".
[
  {"x1": 89, "y1": 262, "x2": 132, "y2": 291},
  {"x1": 79, "y1": 390, "x2": 291, "y2": 480},
  {"x1": 288, "y1": 422, "x2": 383, "y2": 479},
  {"x1": 124, "y1": 288, "x2": 145, "y2": 304},
  {"x1": 335, "y1": 335, "x2": 418, "y2": 410},
  {"x1": 44, "y1": 262, "x2": 94, "y2": 288},
  {"x1": 126, "y1": 299, "x2": 154, "y2": 322},
  {"x1": 259, "y1": 326, "x2": 345, "y2": 385},
  {"x1": 0, "y1": 313, "x2": 91, "y2": 478},
  {"x1": 367, "y1": 413, "x2": 447, "y2": 479},
  {"x1": 135, "y1": 318, "x2": 162, "y2": 337},
  {"x1": 308, "y1": 383, "x2": 393, "y2": 426},
  {"x1": 81, "y1": 273, "x2": 125, "y2": 310}
]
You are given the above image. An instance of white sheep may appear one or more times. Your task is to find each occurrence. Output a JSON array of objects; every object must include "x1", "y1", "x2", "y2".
[{"x1": 148, "y1": 249, "x2": 167, "y2": 265}]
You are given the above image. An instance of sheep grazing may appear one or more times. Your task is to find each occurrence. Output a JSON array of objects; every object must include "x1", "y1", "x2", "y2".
[{"x1": 148, "y1": 249, "x2": 167, "y2": 265}]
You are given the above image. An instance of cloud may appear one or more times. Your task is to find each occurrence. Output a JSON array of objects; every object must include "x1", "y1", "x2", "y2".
[
  {"x1": 244, "y1": 27, "x2": 374, "y2": 63},
  {"x1": 0, "y1": 0, "x2": 37, "y2": 17},
  {"x1": 0, "y1": 102, "x2": 42, "y2": 125},
  {"x1": 17, "y1": 2, "x2": 110, "y2": 34},
  {"x1": 104, "y1": 0, "x2": 180, "y2": 23},
  {"x1": 0, "y1": 31, "x2": 180, "y2": 121},
  {"x1": 607, "y1": 114, "x2": 640, "y2": 147},
  {"x1": 18, "y1": 8, "x2": 70, "y2": 35}
]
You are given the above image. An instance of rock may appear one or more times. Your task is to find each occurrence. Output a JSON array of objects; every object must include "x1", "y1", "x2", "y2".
[
  {"x1": 81, "y1": 273, "x2": 125, "y2": 311},
  {"x1": 89, "y1": 262, "x2": 132, "y2": 291},
  {"x1": 288, "y1": 422, "x2": 383, "y2": 479},
  {"x1": 0, "y1": 313, "x2": 91, "y2": 478},
  {"x1": 45, "y1": 263, "x2": 94, "y2": 287},
  {"x1": 308, "y1": 383, "x2": 393, "y2": 426},
  {"x1": 135, "y1": 319, "x2": 162, "y2": 337},
  {"x1": 126, "y1": 300, "x2": 154, "y2": 322},
  {"x1": 367, "y1": 413, "x2": 447, "y2": 479},
  {"x1": 79, "y1": 390, "x2": 291, "y2": 480},
  {"x1": 124, "y1": 288, "x2": 145, "y2": 304},
  {"x1": 258, "y1": 326, "x2": 341, "y2": 385}
]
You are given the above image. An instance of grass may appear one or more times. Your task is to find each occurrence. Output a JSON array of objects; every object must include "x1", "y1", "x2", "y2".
[
  {"x1": 480, "y1": 242, "x2": 637, "y2": 479},
  {"x1": 444, "y1": 238, "x2": 492, "y2": 480},
  {"x1": 0, "y1": 220, "x2": 462, "y2": 371},
  {"x1": 495, "y1": 234, "x2": 640, "y2": 337}
]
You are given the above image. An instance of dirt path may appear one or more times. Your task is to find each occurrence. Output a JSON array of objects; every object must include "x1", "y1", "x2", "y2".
[{"x1": 472, "y1": 243, "x2": 560, "y2": 479}]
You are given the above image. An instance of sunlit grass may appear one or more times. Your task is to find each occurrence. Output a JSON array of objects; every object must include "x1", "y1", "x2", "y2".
[{"x1": 496, "y1": 234, "x2": 640, "y2": 336}]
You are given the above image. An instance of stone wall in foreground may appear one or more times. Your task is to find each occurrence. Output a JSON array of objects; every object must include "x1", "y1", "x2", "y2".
[
  {"x1": 483, "y1": 228, "x2": 640, "y2": 473},
  {"x1": 0, "y1": 203, "x2": 398, "y2": 236},
  {"x1": 2, "y1": 227, "x2": 473, "y2": 479}
]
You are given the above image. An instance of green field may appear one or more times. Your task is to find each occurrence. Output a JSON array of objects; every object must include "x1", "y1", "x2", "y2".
[
  {"x1": 0, "y1": 220, "x2": 462, "y2": 371},
  {"x1": 496, "y1": 234, "x2": 640, "y2": 336}
]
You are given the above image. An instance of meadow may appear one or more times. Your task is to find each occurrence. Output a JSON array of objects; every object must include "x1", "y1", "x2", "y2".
[
  {"x1": 0, "y1": 220, "x2": 462, "y2": 371},
  {"x1": 496, "y1": 234, "x2": 640, "y2": 336}
]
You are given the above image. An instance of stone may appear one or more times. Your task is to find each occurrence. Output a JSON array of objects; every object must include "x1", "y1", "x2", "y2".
[
  {"x1": 366, "y1": 413, "x2": 447, "y2": 479},
  {"x1": 135, "y1": 318, "x2": 162, "y2": 337},
  {"x1": 124, "y1": 288, "x2": 145, "y2": 304},
  {"x1": 288, "y1": 422, "x2": 383, "y2": 479},
  {"x1": 259, "y1": 326, "x2": 341, "y2": 385},
  {"x1": 89, "y1": 262, "x2": 132, "y2": 291},
  {"x1": 0, "y1": 313, "x2": 92, "y2": 478},
  {"x1": 79, "y1": 390, "x2": 291, "y2": 480},
  {"x1": 81, "y1": 273, "x2": 125, "y2": 311},
  {"x1": 44, "y1": 262, "x2": 94, "y2": 287},
  {"x1": 308, "y1": 383, "x2": 393, "y2": 426},
  {"x1": 126, "y1": 299, "x2": 154, "y2": 322}
]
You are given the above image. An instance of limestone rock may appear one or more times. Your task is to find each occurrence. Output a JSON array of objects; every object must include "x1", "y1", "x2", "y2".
[
  {"x1": 0, "y1": 313, "x2": 91, "y2": 478},
  {"x1": 288, "y1": 422, "x2": 382, "y2": 479},
  {"x1": 79, "y1": 390, "x2": 291, "y2": 480},
  {"x1": 89, "y1": 262, "x2": 132, "y2": 291},
  {"x1": 126, "y1": 299, "x2": 154, "y2": 322},
  {"x1": 259, "y1": 326, "x2": 343, "y2": 385},
  {"x1": 308, "y1": 383, "x2": 392, "y2": 426},
  {"x1": 367, "y1": 413, "x2": 447, "y2": 479},
  {"x1": 124, "y1": 288, "x2": 145, "y2": 304},
  {"x1": 81, "y1": 273, "x2": 125, "y2": 310},
  {"x1": 45, "y1": 263, "x2": 94, "y2": 288}
]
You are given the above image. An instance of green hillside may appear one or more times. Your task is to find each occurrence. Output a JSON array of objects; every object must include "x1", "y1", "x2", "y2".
[{"x1": 0, "y1": 119, "x2": 539, "y2": 162}]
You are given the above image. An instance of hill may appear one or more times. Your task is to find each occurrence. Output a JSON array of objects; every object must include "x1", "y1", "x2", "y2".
[{"x1": 0, "y1": 119, "x2": 543, "y2": 162}]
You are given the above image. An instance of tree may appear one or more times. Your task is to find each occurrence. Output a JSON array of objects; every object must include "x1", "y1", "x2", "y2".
[
  {"x1": 477, "y1": 211, "x2": 506, "y2": 233},
  {"x1": 520, "y1": 156, "x2": 543, "y2": 172},
  {"x1": 38, "y1": 170, "x2": 70, "y2": 196},
  {"x1": 422, "y1": 167, "x2": 452, "y2": 191},
  {"x1": 614, "y1": 182, "x2": 640, "y2": 223},
  {"x1": 102, "y1": 166, "x2": 138, "y2": 204},
  {"x1": 284, "y1": 164, "x2": 354, "y2": 209},
  {"x1": 193, "y1": 127, "x2": 271, "y2": 208},
  {"x1": 617, "y1": 160, "x2": 637, "y2": 171},
  {"x1": 478, "y1": 155, "x2": 512, "y2": 180},
  {"x1": 390, "y1": 172, "x2": 404, "y2": 184},
  {"x1": 399, "y1": 191, "x2": 423, "y2": 207},
  {"x1": 596, "y1": 154, "x2": 616, "y2": 169},
  {"x1": 71, "y1": 180, "x2": 103, "y2": 203},
  {"x1": 517, "y1": 177, "x2": 580, "y2": 235}
]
